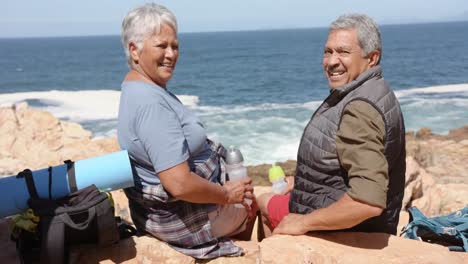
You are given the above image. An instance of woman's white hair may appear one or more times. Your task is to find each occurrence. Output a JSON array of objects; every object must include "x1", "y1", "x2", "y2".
[
  {"x1": 121, "y1": 3, "x2": 178, "y2": 68},
  {"x1": 330, "y1": 14, "x2": 382, "y2": 64}
]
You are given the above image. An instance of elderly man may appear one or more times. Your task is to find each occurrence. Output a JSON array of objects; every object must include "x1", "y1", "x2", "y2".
[{"x1": 258, "y1": 14, "x2": 406, "y2": 237}]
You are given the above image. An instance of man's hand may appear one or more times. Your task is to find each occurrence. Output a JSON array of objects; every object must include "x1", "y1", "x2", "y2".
[{"x1": 272, "y1": 213, "x2": 309, "y2": 236}]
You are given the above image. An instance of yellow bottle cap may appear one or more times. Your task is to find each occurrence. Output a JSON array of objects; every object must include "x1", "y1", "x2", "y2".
[{"x1": 269, "y1": 164, "x2": 285, "y2": 181}]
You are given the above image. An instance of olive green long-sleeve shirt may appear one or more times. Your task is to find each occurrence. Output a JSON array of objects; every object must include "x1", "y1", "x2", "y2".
[{"x1": 336, "y1": 100, "x2": 388, "y2": 208}]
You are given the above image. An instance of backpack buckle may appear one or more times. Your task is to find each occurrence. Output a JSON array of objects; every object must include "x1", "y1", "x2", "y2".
[{"x1": 439, "y1": 226, "x2": 457, "y2": 236}]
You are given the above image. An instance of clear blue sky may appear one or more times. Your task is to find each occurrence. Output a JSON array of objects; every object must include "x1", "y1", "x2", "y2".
[{"x1": 2, "y1": 0, "x2": 467, "y2": 38}]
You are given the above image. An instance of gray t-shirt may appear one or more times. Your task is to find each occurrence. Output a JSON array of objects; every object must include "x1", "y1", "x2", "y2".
[{"x1": 117, "y1": 81, "x2": 214, "y2": 187}]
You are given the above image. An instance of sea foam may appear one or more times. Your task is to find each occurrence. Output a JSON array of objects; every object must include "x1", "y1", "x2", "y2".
[
  {"x1": 395, "y1": 83, "x2": 468, "y2": 97},
  {"x1": 0, "y1": 90, "x2": 199, "y2": 121}
]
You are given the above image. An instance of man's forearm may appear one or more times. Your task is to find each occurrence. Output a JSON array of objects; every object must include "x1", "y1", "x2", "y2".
[{"x1": 302, "y1": 193, "x2": 383, "y2": 231}]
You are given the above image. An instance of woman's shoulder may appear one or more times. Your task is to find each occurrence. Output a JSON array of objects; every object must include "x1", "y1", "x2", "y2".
[
  {"x1": 121, "y1": 81, "x2": 186, "y2": 115},
  {"x1": 122, "y1": 80, "x2": 162, "y2": 93},
  {"x1": 122, "y1": 81, "x2": 170, "y2": 103}
]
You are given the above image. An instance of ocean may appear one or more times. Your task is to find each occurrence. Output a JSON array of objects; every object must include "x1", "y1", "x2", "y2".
[{"x1": 1, "y1": 21, "x2": 467, "y2": 165}]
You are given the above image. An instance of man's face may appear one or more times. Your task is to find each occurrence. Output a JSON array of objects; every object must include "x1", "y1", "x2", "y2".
[{"x1": 323, "y1": 29, "x2": 374, "y2": 89}]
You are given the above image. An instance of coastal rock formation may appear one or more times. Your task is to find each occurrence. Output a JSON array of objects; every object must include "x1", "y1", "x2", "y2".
[
  {"x1": 0, "y1": 105, "x2": 467, "y2": 263},
  {"x1": 71, "y1": 232, "x2": 468, "y2": 263},
  {"x1": 2, "y1": 209, "x2": 465, "y2": 264},
  {"x1": 0, "y1": 103, "x2": 119, "y2": 177},
  {"x1": 402, "y1": 157, "x2": 468, "y2": 216},
  {"x1": 259, "y1": 233, "x2": 467, "y2": 264},
  {"x1": 406, "y1": 127, "x2": 468, "y2": 184}
]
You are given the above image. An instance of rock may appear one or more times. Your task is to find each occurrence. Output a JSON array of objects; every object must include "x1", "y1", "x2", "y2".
[
  {"x1": 415, "y1": 127, "x2": 433, "y2": 139},
  {"x1": 61, "y1": 121, "x2": 92, "y2": 140},
  {"x1": 406, "y1": 138, "x2": 468, "y2": 184},
  {"x1": 69, "y1": 238, "x2": 260, "y2": 264},
  {"x1": 406, "y1": 127, "x2": 468, "y2": 184},
  {"x1": 93, "y1": 138, "x2": 120, "y2": 153},
  {"x1": 69, "y1": 236, "x2": 195, "y2": 264},
  {"x1": 409, "y1": 126, "x2": 468, "y2": 142},
  {"x1": 402, "y1": 157, "x2": 435, "y2": 210},
  {"x1": 412, "y1": 183, "x2": 468, "y2": 216},
  {"x1": 0, "y1": 107, "x2": 17, "y2": 156},
  {"x1": 0, "y1": 103, "x2": 121, "y2": 177},
  {"x1": 447, "y1": 126, "x2": 468, "y2": 142},
  {"x1": 4, "y1": 211, "x2": 465, "y2": 264},
  {"x1": 0, "y1": 158, "x2": 26, "y2": 176},
  {"x1": 403, "y1": 157, "x2": 467, "y2": 216},
  {"x1": 247, "y1": 160, "x2": 296, "y2": 186},
  {"x1": 260, "y1": 233, "x2": 468, "y2": 264}
]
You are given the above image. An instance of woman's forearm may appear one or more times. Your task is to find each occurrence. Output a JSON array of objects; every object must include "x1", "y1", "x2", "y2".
[
  {"x1": 158, "y1": 162, "x2": 228, "y2": 204},
  {"x1": 159, "y1": 161, "x2": 252, "y2": 205},
  {"x1": 171, "y1": 171, "x2": 229, "y2": 204}
]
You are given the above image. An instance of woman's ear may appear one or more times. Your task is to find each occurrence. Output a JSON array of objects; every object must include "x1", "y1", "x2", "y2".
[
  {"x1": 368, "y1": 50, "x2": 380, "y2": 67},
  {"x1": 129, "y1": 42, "x2": 139, "y2": 64}
]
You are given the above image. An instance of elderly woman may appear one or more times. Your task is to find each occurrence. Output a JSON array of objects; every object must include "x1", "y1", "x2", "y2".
[{"x1": 117, "y1": 3, "x2": 255, "y2": 259}]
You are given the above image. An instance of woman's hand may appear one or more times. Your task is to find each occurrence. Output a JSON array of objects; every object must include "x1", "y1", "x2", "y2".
[
  {"x1": 223, "y1": 178, "x2": 254, "y2": 205},
  {"x1": 281, "y1": 176, "x2": 295, "y2": 195}
]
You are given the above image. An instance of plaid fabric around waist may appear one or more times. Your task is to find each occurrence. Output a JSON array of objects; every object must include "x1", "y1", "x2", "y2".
[{"x1": 125, "y1": 139, "x2": 243, "y2": 259}]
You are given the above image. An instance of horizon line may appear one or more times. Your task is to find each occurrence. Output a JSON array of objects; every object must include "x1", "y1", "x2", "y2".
[{"x1": 1, "y1": 19, "x2": 467, "y2": 40}]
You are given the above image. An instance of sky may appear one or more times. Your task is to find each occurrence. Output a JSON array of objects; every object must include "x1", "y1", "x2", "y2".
[{"x1": 1, "y1": 0, "x2": 468, "y2": 38}]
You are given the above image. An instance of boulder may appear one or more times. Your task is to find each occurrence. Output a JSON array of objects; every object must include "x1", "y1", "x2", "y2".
[
  {"x1": 260, "y1": 233, "x2": 468, "y2": 264},
  {"x1": 3, "y1": 211, "x2": 464, "y2": 264},
  {"x1": 0, "y1": 103, "x2": 121, "y2": 177},
  {"x1": 403, "y1": 157, "x2": 468, "y2": 216},
  {"x1": 406, "y1": 132, "x2": 468, "y2": 184},
  {"x1": 415, "y1": 127, "x2": 433, "y2": 139}
]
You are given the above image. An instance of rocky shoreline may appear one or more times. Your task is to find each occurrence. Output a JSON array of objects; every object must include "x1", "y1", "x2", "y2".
[
  {"x1": 1, "y1": 102, "x2": 467, "y2": 216},
  {"x1": 1, "y1": 103, "x2": 467, "y2": 263}
]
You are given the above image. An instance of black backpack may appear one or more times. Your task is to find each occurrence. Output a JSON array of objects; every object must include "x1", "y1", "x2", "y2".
[{"x1": 12, "y1": 175, "x2": 120, "y2": 263}]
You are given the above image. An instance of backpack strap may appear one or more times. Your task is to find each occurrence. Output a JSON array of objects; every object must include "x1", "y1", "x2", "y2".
[
  {"x1": 407, "y1": 206, "x2": 427, "y2": 222},
  {"x1": 453, "y1": 220, "x2": 468, "y2": 252},
  {"x1": 64, "y1": 160, "x2": 77, "y2": 193},
  {"x1": 401, "y1": 207, "x2": 428, "y2": 239},
  {"x1": 17, "y1": 169, "x2": 39, "y2": 199},
  {"x1": 60, "y1": 188, "x2": 119, "y2": 246},
  {"x1": 59, "y1": 207, "x2": 96, "y2": 230},
  {"x1": 116, "y1": 217, "x2": 137, "y2": 239},
  {"x1": 47, "y1": 167, "x2": 53, "y2": 200}
]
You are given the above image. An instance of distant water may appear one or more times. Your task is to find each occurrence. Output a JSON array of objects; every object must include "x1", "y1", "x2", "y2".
[{"x1": 1, "y1": 21, "x2": 468, "y2": 165}]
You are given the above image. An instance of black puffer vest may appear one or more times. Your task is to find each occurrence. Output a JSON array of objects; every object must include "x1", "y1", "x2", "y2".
[{"x1": 289, "y1": 66, "x2": 406, "y2": 234}]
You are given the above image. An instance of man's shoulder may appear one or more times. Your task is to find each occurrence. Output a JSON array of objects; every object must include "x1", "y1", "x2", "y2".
[
  {"x1": 339, "y1": 100, "x2": 386, "y2": 137},
  {"x1": 344, "y1": 100, "x2": 383, "y2": 119}
]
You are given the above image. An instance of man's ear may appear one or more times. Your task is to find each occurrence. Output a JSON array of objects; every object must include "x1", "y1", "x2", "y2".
[
  {"x1": 129, "y1": 42, "x2": 140, "y2": 64},
  {"x1": 368, "y1": 50, "x2": 380, "y2": 67}
]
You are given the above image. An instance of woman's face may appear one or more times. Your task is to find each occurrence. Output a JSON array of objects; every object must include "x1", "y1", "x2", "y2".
[{"x1": 131, "y1": 23, "x2": 179, "y2": 88}]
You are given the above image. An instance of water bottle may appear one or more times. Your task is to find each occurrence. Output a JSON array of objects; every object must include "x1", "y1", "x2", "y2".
[
  {"x1": 225, "y1": 145, "x2": 252, "y2": 208},
  {"x1": 269, "y1": 163, "x2": 288, "y2": 194}
]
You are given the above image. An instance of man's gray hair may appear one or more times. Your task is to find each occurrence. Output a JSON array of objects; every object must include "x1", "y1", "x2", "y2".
[
  {"x1": 121, "y1": 3, "x2": 178, "y2": 68},
  {"x1": 330, "y1": 14, "x2": 382, "y2": 64}
]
